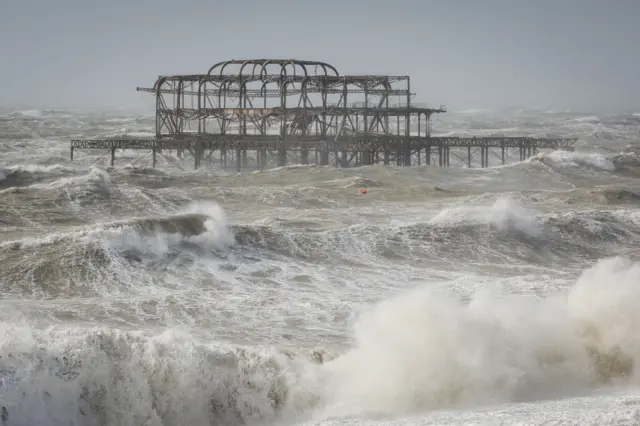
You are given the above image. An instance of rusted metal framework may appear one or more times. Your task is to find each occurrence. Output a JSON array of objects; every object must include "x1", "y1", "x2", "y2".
[
  {"x1": 70, "y1": 58, "x2": 577, "y2": 170},
  {"x1": 133, "y1": 59, "x2": 446, "y2": 169}
]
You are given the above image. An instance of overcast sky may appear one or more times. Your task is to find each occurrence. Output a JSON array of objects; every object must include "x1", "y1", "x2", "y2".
[{"x1": 1, "y1": 0, "x2": 639, "y2": 113}]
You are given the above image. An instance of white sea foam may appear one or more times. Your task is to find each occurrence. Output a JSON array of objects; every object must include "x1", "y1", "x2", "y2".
[
  {"x1": 0, "y1": 257, "x2": 638, "y2": 425},
  {"x1": 318, "y1": 256, "x2": 640, "y2": 419},
  {"x1": 537, "y1": 150, "x2": 616, "y2": 172},
  {"x1": 428, "y1": 196, "x2": 541, "y2": 237}
]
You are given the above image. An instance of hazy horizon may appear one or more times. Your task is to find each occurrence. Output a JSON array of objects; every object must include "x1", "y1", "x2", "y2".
[{"x1": 2, "y1": 0, "x2": 639, "y2": 114}]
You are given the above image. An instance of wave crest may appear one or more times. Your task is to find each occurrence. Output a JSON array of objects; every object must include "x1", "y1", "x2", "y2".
[
  {"x1": 0, "y1": 327, "x2": 326, "y2": 426},
  {"x1": 0, "y1": 202, "x2": 234, "y2": 297},
  {"x1": 0, "y1": 164, "x2": 77, "y2": 189},
  {"x1": 319, "y1": 256, "x2": 640, "y2": 418}
]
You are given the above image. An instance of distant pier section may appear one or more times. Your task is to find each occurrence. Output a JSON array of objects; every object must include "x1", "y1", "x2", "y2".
[{"x1": 70, "y1": 59, "x2": 577, "y2": 170}]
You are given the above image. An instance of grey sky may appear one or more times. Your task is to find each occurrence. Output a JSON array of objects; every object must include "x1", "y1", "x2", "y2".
[{"x1": 1, "y1": 0, "x2": 639, "y2": 113}]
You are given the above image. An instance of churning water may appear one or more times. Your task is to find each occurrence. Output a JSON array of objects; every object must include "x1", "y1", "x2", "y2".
[{"x1": 1, "y1": 108, "x2": 640, "y2": 425}]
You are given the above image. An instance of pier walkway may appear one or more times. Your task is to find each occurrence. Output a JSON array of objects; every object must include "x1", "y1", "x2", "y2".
[{"x1": 70, "y1": 135, "x2": 577, "y2": 170}]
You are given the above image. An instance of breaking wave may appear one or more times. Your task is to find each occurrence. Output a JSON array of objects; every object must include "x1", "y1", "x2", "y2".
[
  {"x1": 0, "y1": 203, "x2": 233, "y2": 297},
  {"x1": 0, "y1": 164, "x2": 77, "y2": 189},
  {"x1": 0, "y1": 327, "x2": 328, "y2": 426},
  {"x1": 4, "y1": 199, "x2": 639, "y2": 303},
  {"x1": 1, "y1": 257, "x2": 640, "y2": 424},
  {"x1": 234, "y1": 198, "x2": 640, "y2": 266},
  {"x1": 320, "y1": 256, "x2": 640, "y2": 419},
  {"x1": 533, "y1": 148, "x2": 640, "y2": 178}
]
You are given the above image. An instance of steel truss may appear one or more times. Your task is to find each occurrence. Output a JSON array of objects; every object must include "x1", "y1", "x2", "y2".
[{"x1": 69, "y1": 58, "x2": 577, "y2": 170}]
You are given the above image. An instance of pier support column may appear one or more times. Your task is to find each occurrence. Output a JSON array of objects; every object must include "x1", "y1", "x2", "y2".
[
  {"x1": 242, "y1": 148, "x2": 248, "y2": 169},
  {"x1": 278, "y1": 143, "x2": 287, "y2": 167},
  {"x1": 194, "y1": 142, "x2": 202, "y2": 170},
  {"x1": 426, "y1": 146, "x2": 431, "y2": 165},
  {"x1": 301, "y1": 150, "x2": 309, "y2": 165},
  {"x1": 152, "y1": 148, "x2": 157, "y2": 168},
  {"x1": 501, "y1": 146, "x2": 505, "y2": 165},
  {"x1": 467, "y1": 146, "x2": 472, "y2": 168},
  {"x1": 341, "y1": 151, "x2": 348, "y2": 168},
  {"x1": 403, "y1": 140, "x2": 412, "y2": 166},
  {"x1": 260, "y1": 148, "x2": 268, "y2": 170},
  {"x1": 383, "y1": 148, "x2": 390, "y2": 166},
  {"x1": 236, "y1": 148, "x2": 242, "y2": 172},
  {"x1": 70, "y1": 147, "x2": 74, "y2": 161},
  {"x1": 110, "y1": 147, "x2": 116, "y2": 167},
  {"x1": 321, "y1": 146, "x2": 329, "y2": 166},
  {"x1": 361, "y1": 150, "x2": 372, "y2": 166}
]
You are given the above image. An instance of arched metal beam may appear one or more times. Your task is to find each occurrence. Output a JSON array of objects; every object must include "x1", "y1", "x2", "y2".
[{"x1": 207, "y1": 59, "x2": 339, "y2": 77}]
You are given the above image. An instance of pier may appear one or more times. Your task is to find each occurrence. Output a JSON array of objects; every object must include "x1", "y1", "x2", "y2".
[{"x1": 69, "y1": 59, "x2": 577, "y2": 170}]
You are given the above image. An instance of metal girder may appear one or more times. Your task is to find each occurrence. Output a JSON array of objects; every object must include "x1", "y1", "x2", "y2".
[
  {"x1": 70, "y1": 136, "x2": 578, "y2": 153},
  {"x1": 137, "y1": 87, "x2": 413, "y2": 97},
  {"x1": 156, "y1": 106, "x2": 445, "y2": 119},
  {"x1": 415, "y1": 137, "x2": 579, "y2": 149}
]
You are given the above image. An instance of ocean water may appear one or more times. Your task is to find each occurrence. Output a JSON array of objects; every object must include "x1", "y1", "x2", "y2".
[{"x1": 0, "y1": 107, "x2": 640, "y2": 426}]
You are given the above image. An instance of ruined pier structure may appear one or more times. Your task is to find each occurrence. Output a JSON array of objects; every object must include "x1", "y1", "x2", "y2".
[{"x1": 70, "y1": 59, "x2": 577, "y2": 170}]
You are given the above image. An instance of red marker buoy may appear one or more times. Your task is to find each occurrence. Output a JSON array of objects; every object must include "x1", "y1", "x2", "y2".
[{"x1": 359, "y1": 188, "x2": 367, "y2": 195}]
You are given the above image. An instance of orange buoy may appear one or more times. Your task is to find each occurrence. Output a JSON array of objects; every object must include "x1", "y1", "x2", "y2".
[{"x1": 359, "y1": 188, "x2": 367, "y2": 195}]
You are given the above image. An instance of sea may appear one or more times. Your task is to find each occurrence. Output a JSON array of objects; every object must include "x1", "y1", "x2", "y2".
[{"x1": 1, "y1": 107, "x2": 639, "y2": 426}]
